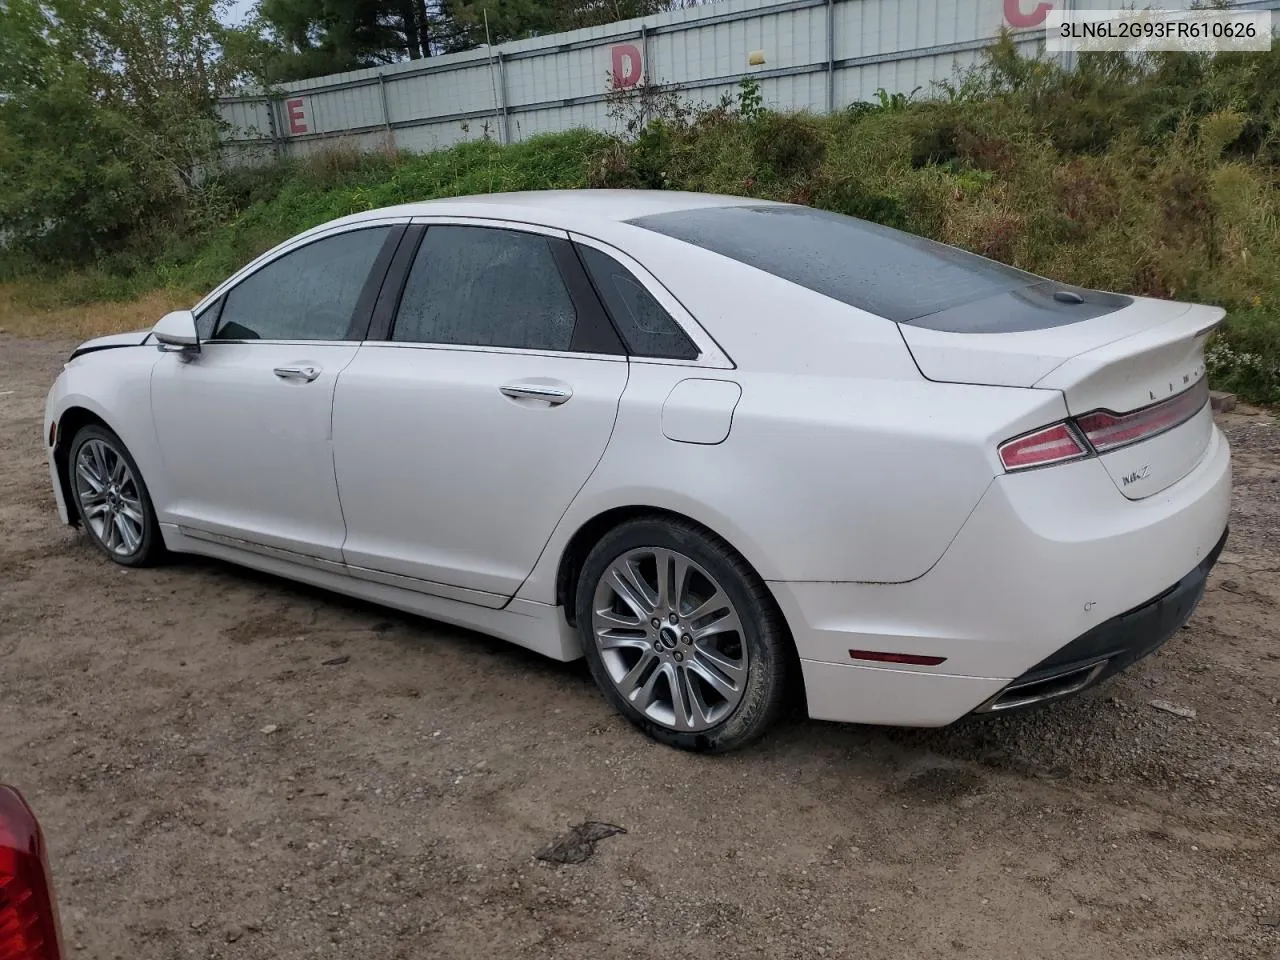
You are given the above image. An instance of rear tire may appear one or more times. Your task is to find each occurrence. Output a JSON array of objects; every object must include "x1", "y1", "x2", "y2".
[
  {"x1": 67, "y1": 424, "x2": 166, "y2": 567},
  {"x1": 575, "y1": 517, "x2": 790, "y2": 752}
]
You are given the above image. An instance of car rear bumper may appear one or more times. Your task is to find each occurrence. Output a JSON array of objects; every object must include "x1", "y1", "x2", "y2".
[
  {"x1": 971, "y1": 525, "x2": 1227, "y2": 714},
  {"x1": 776, "y1": 423, "x2": 1231, "y2": 726}
]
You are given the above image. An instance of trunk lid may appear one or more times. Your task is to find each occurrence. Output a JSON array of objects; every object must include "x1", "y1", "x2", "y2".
[{"x1": 900, "y1": 296, "x2": 1224, "y2": 499}]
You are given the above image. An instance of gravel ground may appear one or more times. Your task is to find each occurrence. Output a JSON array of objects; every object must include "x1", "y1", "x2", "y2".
[{"x1": 1, "y1": 335, "x2": 1277, "y2": 960}]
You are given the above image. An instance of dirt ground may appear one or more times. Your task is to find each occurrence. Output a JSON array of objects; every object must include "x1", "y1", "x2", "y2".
[{"x1": 1, "y1": 334, "x2": 1277, "y2": 960}]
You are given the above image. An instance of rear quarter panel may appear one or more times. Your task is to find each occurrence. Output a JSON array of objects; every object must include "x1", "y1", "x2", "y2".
[{"x1": 518, "y1": 355, "x2": 1069, "y2": 599}]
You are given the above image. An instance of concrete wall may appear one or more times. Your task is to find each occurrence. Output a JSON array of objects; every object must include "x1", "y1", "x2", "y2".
[{"x1": 217, "y1": 0, "x2": 1279, "y2": 162}]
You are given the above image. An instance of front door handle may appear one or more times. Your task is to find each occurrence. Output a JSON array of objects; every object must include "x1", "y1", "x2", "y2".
[
  {"x1": 499, "y1": 382, "x2": 573, "y2": 405},
  {"x1": 274, "y1": 364, "x2": 321, "y2": 382}
]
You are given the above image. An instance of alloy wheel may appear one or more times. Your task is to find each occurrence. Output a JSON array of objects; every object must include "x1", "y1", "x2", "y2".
[
  {"x1": 74, "y1": 438, "x2": 146, "y2": 558},
  {"x1": 591, "y1": 547, "x2": 749, "y2": 732}
]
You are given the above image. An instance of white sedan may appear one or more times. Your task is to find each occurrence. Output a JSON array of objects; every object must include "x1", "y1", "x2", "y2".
[{"x1": 44, "y1": 190, "x2": 1231, "y2": 751}]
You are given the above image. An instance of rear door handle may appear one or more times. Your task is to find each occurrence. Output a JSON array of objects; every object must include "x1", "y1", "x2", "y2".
[
  {"x1": 274, "y1": 364, "x2": 321, "y2": 382},
  {"x1": 499, "y1": 382, "x2": 573, "y2": 405}
]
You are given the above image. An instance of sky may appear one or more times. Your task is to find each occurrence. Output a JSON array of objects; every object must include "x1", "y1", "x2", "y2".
[{"x1": 221, "y1": 0, "x2": 257, "y2": 25}]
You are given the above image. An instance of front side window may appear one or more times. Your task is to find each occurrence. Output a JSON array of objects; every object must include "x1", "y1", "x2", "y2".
[
  {"x1": 212, "y1": 227, "x2": 392, "y2": 341},
  {"x1": 194, "y1": 299, "x2": 222, "y2": 341},
  {"x1": 577, "y1": 245, "x2": 698, "y2": 360},
  {"x1": 392, "y1": 226, "x2": 578, "y2": 351}
]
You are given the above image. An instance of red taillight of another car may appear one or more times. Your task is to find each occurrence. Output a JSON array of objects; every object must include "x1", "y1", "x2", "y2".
[
  {"x1": 0, "y1": 787, "x2": 63, "y2": 960},
  {"x1": 999, "y1": 379, "x2": 1209, "y2": 472}
]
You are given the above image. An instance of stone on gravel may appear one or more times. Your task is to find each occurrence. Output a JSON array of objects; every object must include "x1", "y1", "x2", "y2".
[
  {"x1": 535, "y1": 822, "x2": 627, "y2": 864},
  {"x1": 1149, "y1": 699, "x2": 1197, "y2": 719}
]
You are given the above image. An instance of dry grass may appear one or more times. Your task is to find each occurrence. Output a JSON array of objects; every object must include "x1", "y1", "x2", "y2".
[{"x1": 0, "y1": 284, "x2": 194, "y2": 341}]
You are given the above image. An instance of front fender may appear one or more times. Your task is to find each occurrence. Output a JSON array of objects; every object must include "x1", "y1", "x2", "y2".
[{"x1": 45, "y1": 346, "x2": 164, "y2": 524}]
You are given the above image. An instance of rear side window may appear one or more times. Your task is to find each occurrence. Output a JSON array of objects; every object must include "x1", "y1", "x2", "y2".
[
  {"x1": 213, "y1": 227, "x2": 391, "y2": 341},
  {"x1": 577, "y1": 246, "x2": 698, "y2": 360},
  {"x1": 392, "y1": 226, "x2": 578, "y2": 351},
  {"x1": 628, "y1": 205, "x2": 1128, "y2": 332}
]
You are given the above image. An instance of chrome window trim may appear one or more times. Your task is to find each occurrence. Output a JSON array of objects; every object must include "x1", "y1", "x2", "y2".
[
  {"x1": 190, "y1": 217, "x2": 411, "y2": 317},
  {"x1": 408, "y1": 214, "x2": 570, "y2": 240},
  {"x1": 357, "y1": 340, "x2": 627, "y2": 363}
]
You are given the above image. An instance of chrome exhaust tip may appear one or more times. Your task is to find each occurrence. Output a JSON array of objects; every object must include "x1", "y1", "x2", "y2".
[{"x1": 975, "y1": 659, "x2": 1111, "y2": 714}]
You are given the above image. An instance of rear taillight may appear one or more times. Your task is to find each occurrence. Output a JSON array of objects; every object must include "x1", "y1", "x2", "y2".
[
  {"x1": 1075, "y1": 379, "x2": 1210, "y2": 453},
  {"x1": 0, "y1": 787, "x2": 63, "y2": 960},
  {"x1": 998, "y1": 422, "x2": 1090, "y2": 471},
  {"x1": 999, "y1": 378, "x2": 1209, "y2": 473}
]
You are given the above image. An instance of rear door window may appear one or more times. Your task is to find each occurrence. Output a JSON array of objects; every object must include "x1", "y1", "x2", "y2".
[{"x1": 392, "y1": 226, "x2": 579, "y2": 351}]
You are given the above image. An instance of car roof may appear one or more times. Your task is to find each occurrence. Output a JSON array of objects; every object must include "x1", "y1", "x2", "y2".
[{"x1": 328, "y1": 189, "x2": 785, "y2": 231}]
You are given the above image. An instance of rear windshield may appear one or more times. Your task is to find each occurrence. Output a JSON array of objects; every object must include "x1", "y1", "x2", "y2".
[{"x1": 628, "y1": 205, "x2": 1126, "y2": 331}]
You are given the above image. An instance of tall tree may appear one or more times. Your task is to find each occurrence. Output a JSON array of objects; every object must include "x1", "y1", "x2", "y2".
[
  {"x1": 0, "y1": 0, "x2": 258, "y2": 259},
  {"x1": 258, "y1": 0, "x2": 422, "y2": 78},
  {"x1": 254, "y1": 0, "x2": 694, "y2": 78}
]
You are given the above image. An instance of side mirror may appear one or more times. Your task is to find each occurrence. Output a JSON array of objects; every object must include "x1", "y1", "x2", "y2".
[{"x1": 153, "y1": 310, "x2": 199, "y2": 352}]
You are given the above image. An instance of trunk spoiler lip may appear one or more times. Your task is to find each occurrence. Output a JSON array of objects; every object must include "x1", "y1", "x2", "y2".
[{"x1": 1030, "y1": 301, "x2": 1225, "y2": 392}]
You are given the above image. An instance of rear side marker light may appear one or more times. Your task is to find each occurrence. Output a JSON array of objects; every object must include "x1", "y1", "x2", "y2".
[
  {"x1": 1076, "y1": 379, "x2": 1210, "y2": 453},
  {"x1": 849, "y1": 650, "x2": 947, "y2": 667},
  {"x1": 0, "y1": 787, "x2": 63, "y2": 960},
  {"x1": 998, "y1": 422, "x2": 1089, "y2": 471}
]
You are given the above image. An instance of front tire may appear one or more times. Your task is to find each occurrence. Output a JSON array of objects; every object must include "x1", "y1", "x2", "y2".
[
  {"x1": 68, "y1": 424, "x2": 166, "y2": 567},
  {"x1": 575, "y1": 517, "x2": 791, "y2": 752}
]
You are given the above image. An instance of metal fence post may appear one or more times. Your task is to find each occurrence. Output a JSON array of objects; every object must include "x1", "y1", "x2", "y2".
[
  {"x1": 497, "y1": 51, "x2": 512, "y2": 144},
  {"x1": 825, "y1": 0, "x2": 835, "y2": 114},
  {"x1": 265, "y1": 96, "x2": 283, "y2": 160},
  {"x1": 377, "y1": 73, "x2": 393, "y2": 148},
  {"x1": 641, "y1": 23, "x2": 651, "y2": 124}
]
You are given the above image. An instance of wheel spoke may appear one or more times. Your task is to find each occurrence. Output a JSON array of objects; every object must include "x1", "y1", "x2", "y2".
[
  {"x1": 594, "y1": 606, "x2": 643, "y2": 630},
  {"x1": 596, "y1": 631, "x2": 651, "y2": 653},
  {"x1": 633, "y1": 659, "x2": 674, "y2": 716},
  {"x1": 110, "y1": 453, "x2": 128, "y2": 484},
  {"x1": 687, "y1": 654, "x2": 744, "y2": 700},
  {"x1": 692, "y1": 606, "x2": 743, "y2": 642},
  {"x1": 609, "y1": 560, "x2": 658, "y2": 619},
  {"x1": 114, "y1": 512, "x2": 141, "y2": 553},
  {"x1": 614, "y1": 649, "x2": 660, "y2": 700},
  {"x1": 100, "y1": 505, "x2": 117, "y2": 550},
  {"x1": 670, "y1": 553, "x2": 694, "y2": 615},
  {"x1": 668, "y1": 663, "x2": 706, "y2": 730},
  {"x1": 654, "y1": 548, "x2": 687, "y2": 611},
  {"x1": 117, "y1": 497, "x2": 144, "y2": 525},
  {"x1": 76, "y1": 458, "x2": 105, "y2": 494},
  {"x1": 684, "y1": 588, "x2": 730, "y2": 626},
  {"x1": 693, "y1": 644, "x2": 748, "y2": 684},
  {"x1": 91, "y1": 442, "x2": 111, "y2": 489}
]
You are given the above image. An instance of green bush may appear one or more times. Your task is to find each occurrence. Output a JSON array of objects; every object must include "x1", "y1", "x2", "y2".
[
  {"x1": 751, "y1": 113, "x2": 827, "y2": 180},
  {"x1": 5, "y1": 41, "x2": 1279, "y2": 405}
]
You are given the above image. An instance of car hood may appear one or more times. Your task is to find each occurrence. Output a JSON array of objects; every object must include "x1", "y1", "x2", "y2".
[{"x1": 70, "y1": 329, "x2": 152, "y2": 359}]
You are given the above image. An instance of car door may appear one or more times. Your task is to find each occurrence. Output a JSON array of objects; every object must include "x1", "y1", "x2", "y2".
[
  {"x1": 150, "y1": 222, "x2": 403, "y2": 563},
  {"x1": 331, "y1": 219, "x2": 630, "y2": 606}
]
